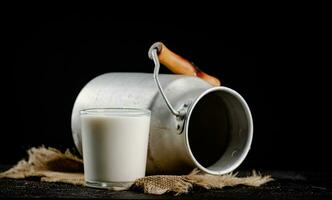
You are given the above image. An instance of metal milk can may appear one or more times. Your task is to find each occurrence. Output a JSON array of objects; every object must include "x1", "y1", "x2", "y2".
[{"x1": 71, "y1": 42, "x2": 253, "y2": 175}]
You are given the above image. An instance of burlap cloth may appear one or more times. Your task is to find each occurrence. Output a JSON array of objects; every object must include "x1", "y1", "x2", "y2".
[{"x1": 0, "y1": 146, "x2": 272, "y2": 195}]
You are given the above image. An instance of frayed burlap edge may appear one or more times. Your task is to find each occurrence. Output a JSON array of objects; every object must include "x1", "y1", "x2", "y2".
[
  {"x1": 132, "y1": 169, "x2": 273, "y2": 195},
  {"x1": 0, "y1": 146, "x2": 273, "y2": 195},
  {"x1": 0, "y1": 146, "x2": 84, "y2": 185}
]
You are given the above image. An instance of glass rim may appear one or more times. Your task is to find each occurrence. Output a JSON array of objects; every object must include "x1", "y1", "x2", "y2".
[{"x1": 80, "y1": 107, "x2": 151, "y2": 116}]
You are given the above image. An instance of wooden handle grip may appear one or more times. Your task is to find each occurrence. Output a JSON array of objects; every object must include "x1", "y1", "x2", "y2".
[{"x1": 157, "y1": 43, "x2": 221, "y2": 86}]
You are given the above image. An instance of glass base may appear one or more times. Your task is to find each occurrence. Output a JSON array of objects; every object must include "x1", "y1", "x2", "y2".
[{"x1": 85, "y1": 180, "x2": 134, "y2": 191}]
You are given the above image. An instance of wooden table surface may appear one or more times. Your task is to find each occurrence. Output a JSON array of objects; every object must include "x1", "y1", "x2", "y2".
[{"x1": 0, "y1": 165, "x2": 331, "y2": 199}]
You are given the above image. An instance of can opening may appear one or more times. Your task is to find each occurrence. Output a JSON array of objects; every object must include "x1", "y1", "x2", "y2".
[{"x1": 186, "y1": 87, "x2": 253, "y2": 175}]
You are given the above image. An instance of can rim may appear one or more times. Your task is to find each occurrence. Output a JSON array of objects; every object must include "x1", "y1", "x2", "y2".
[{"x1": 184, "y1": 86, "x2": 253, "y2": 175}]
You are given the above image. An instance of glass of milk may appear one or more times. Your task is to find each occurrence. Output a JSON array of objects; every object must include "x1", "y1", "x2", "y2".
[{"x1": 80, "y1": 108, "x2": 151, "y2": 190}]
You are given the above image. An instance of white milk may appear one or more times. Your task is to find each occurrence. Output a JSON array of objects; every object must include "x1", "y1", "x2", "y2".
[{"x1": 80, "y1": 108, "x2": 151, "y2": 188}]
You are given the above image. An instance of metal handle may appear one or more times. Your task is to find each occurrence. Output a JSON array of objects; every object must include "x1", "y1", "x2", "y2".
[{"x1": 148, "y1": 42, "x2": 186, "y2": 118}]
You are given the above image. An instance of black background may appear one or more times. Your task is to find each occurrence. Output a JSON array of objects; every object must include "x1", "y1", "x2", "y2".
[{"x1": 2, "y1": 9, "x2": 330, "y2": 172}]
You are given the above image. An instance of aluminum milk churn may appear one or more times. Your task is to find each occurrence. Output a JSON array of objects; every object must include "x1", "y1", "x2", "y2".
[{"x1": 71, "y1": 42, "x2": 253, "y2": 175}]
